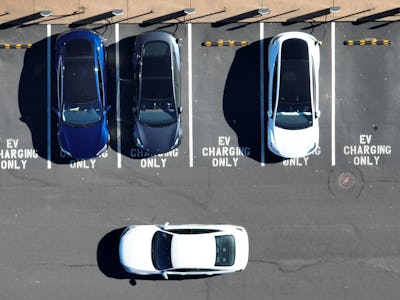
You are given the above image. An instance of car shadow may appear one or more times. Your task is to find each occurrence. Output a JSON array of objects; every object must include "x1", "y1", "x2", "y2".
[
  {"x1": 18, "y1": 35, "x2": 72, "y2": 164},
  {"x1": 107, "y1": 36, "x2": 142, "y2": 160},
  {"x1": 97, "y1": 228, "x2": 215, "y2": 286},
  {"x1": 222, "y1": 38, "x2": 283, "y2": 164}
]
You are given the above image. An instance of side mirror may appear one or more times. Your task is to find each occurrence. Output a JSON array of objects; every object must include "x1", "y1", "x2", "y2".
[
  {"x1": 178, "y1": 107, "x2": 183, "y2": 114},
  {"x1": 106, "y1": 105, "x2": 111, "y2": 112},
  {"x1": 267, "y1": 111, "x2": 272, "y2": 118},
  {"x1": 163, "y1": 222, "x2": 169, "y2": 229},
  {"x1": 132, "y1": 107, "x2": 137, "y2": 114},
  {"x1": 162, "y1": 272, "x2": 169, "y2": 280},
  {"x1": 315, "y1": 110, "x2": 321, "y2": 118}
]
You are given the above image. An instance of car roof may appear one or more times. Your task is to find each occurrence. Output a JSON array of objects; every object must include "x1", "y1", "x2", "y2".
[
  {"x1": 62, "y1": 38, "x2": 98, "y2": 104},
  {"x1": 170, "y1": 234, "x2": 216, "y2": 269},
  {"x1": 278, "y1": 38, "x2": 311, "y2": 110},
  {"x1": 64, "y1": 37, "x2": 94, "y2": 58}
]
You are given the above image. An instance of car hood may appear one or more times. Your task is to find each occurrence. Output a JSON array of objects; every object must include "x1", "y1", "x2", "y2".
[
  {"x1": 58, "y1": 120, "x2": 108, "y2": 159},
  {"x1": 136, "y1": 120, "x2": 180, "y2": 154},
  {"x1": 119, "y1": 226, "x2": 158, "y2": 273},
  {"x1": 270, "y1": 124, "x2": 318, "y2": 158}
]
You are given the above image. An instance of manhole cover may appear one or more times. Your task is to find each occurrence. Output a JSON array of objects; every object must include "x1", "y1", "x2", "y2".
[
  {"x1": 337, "y1": 172, "x2": 356, "y2": 190},
  {"x1": 328, "y1": 166, "x2": 364, "y2": 199}
]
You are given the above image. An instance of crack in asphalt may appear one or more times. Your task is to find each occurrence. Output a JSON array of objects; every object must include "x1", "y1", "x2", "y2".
[
  {"x1": 250, "y1": 256, "x2": 400, "y2": 278},
  {"x1": 250, "y1": 258, "x2": 325, "y2": 273}
]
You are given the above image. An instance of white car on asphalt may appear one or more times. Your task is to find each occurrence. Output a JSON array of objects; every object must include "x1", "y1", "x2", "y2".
[
  {"x1": 119, "y1": 223, "x2": 249, "y2": 279},
  {"x1": 267, "y1": 31, "x2": 320, "y2": 158}
]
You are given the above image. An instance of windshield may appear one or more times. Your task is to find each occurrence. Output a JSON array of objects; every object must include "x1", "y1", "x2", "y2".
[
  {"x1": 151, "y1": 231, "x2": 173, "y2": 270},
  {"x1": 139, "y1": 40, "x2": 176, "y2": 126},
  {"x1": 62, "y1": 101, "x2": 102, "y2": 126},
  {"x1": 276, "y1": 38, "x2": 313, "y2": 130},
  {"x1": 215, "y1": 235, "x2": 235, "y2": 266},
  {"x1": 138, "y1": 98, "x2": 176, "y2": 126}
]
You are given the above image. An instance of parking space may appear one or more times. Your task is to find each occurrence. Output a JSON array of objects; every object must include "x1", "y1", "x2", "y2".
[
  {"x1": 1, "y1": 20, "x2": 400, "y2": 299},
  {"x1": 0, "y1": 26, "x2": 48, "y2": 170},
  {"x1": 335, "y1": 22, "x2": 400, "y2": 168},
  {"x1": 2, "y1": 22, "x2": 399, "y2": 173},
  {"x1": 192, "y1": 23, "x2": 261, "y2": 168}
]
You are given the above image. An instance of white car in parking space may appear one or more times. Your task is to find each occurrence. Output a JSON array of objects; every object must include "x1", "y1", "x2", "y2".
[
  {"x1": 119, "y1": 223, "x2": 249, "y2": 279},
  {"x1": 267, "y1": 31, "x2": 321, "y2": 158}
]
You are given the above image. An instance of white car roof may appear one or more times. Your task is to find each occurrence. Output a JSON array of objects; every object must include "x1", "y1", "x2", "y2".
[{"x1": 171, "y1": 234, "x2": 216, "y2": 269}]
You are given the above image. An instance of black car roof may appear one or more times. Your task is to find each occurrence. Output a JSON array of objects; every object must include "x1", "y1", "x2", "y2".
[
  {"x1": 63, "y1": 38, "x2": 97, "y2": 104},
  {"x1": 278, "y1": 38, "x2": 311, "y2": 110},
  {"x1": 64, "y1": 38, "x2": 94, "y2": 58},
  {"x1": 141, "y1": 41, "x2": 173, "y2": 99},
  {"x1": 281, "y1": 38, "x2": 309, "y2": 60}
]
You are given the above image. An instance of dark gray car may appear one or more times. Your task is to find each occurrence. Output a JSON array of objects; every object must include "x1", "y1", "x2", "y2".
[{"x1": 132, "y1": 31, "x2": 182, "y2": 155}]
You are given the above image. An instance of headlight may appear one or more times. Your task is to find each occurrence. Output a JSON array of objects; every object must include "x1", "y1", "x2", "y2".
[
  {"x1": 268, "y1": 134, "x2": 279, "y2": 154},
  {"x1": 96, "y1": 143, "x2": 108, "y2": 157},
  {"x1": 133, "y1": 131, "x2": 144, "y2": 148},
  {"x1": 171, "y1": 136, "x2": 181, "y2": 149},
  {"x1": 60, "y1": 147, "x2": 72, "y2": 157},
  {"x1": 136, "y1": 138, "x2": 143, "y2": 148},
  {"x1": 121, "y1": 225, "x2": 135, "y2": 236},
  {"x1": 268, "y1": 142, "x2": 279, "y2": 154},
  {"x1": 308, "y1": 143, "x2": 317, "y2": 154}
]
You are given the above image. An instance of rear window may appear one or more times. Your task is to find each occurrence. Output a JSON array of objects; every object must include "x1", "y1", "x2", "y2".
[
  {"x1": 142, "y1": 41, "x2": 171, "y2": 77},
  {"x1": 65, "y1": 38, "x2": 93, "y2": 57},
  {"x1": 215, "y1": 235, "x2": 235, "y2": 266}
]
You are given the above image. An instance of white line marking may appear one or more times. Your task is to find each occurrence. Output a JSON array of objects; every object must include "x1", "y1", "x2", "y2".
[
  {"x1": 260, "y1": 22, "x2": 265, "y2": 166},
  {"x1": 115, "y1": 24, "x2": 122, "y2": 168},
  {"x1": 331, "y1": 22, "x2": 336, "y2": 166},
  {"x1": 47, "y1": 24, "x2": 52, "y2": 169},
  {"x1": 188, "y1": 23, "x2": 194, "y2": 168}
]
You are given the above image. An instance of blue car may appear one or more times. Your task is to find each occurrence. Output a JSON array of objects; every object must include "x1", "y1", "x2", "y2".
[{"x1": 55, "y1": 29, "x2": 109, "y2": 159}]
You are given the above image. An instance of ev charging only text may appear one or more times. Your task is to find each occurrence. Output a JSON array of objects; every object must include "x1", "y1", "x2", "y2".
[
  {"x1": 130, "y1": 148, "x2": 179, "y2": 168},
  {"x1": 0, "y1": 138, "x2": 38, "y2": 170},
  {"x1": 202, "y1": 136, "x2": 251, "y2": 167},
  {"x1": 343, "y1": 134, "x2": 391, "y2": 166},
  {"x1": 282, "y1": 147, "x2": 321, "y2": 167}
]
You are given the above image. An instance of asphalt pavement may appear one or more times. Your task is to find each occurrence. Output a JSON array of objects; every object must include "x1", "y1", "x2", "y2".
[{"x1": 0, "y1": 20, "x2": 400, "y2": 300}]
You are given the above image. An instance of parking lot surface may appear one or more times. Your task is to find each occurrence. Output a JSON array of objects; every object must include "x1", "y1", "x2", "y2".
[{"x1": 0, "y1": 19, "x2": 400, "y2": 300}]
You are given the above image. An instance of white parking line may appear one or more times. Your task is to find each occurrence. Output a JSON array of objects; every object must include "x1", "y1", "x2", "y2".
[
  {"x1": 188, "y1": 23, "x2": 194, "y2": 168},
  {"x1": 47, "y1": 24, "x2": 52, "y2": 169},
  {"x1": 115, "y1": 24, "x2": 122, "y2": 168},
  {"x1": 260, "y1": 22, "x2": 265, "y2": 166},
  {"x1": 331, "y1": 22, "x2": 336, "y2": 166}
]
